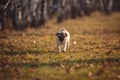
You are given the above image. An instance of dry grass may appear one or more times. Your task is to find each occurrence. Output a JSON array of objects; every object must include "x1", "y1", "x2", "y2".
[{"x1": 0, "y1": 12, "x2": 120, "y2": 80}]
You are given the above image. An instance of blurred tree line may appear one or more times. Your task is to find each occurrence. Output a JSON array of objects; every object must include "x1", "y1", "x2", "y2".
[{"x1": 0, "y1": 0, "x2": 120, "y2": 30}]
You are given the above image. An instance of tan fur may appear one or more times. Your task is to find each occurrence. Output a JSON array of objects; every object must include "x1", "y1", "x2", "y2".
[{"x1": 56, "y1": 28, "x2": 70, "y2": 53}]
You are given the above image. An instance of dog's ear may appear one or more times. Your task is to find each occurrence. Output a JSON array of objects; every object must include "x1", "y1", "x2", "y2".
[
  {"x1": 65, "y1": 33, "x2": 67, "y2": 37},
  {"x1": 56, "y1": 33, "x2": 59, "y2": 36}
]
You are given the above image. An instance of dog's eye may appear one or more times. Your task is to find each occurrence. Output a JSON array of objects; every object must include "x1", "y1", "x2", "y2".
[{"x1": 64, "y1": 33, "x2": 67, "y2": 37}]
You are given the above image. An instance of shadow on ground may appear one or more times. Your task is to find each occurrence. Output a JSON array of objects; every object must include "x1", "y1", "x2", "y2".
[{"x1": 11, "y1": 57, "x2": 120, "y2": 68}]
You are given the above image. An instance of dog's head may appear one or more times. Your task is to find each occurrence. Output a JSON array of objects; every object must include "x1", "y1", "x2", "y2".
[{"x1": 56, "y1": 32, "x2": 67, "y2": 42}]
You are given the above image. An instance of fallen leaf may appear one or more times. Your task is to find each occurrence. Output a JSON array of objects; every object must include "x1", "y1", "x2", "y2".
[
  {"x1": 34, "y1": 77, "x2": 41, "y2": 80},
  {"x1": 60, "y1": 64, "x2": 65, "y2": 68},
  {"x1": 74, "y1": 64, "x2": 80, "y2": 69},
  {"x1": 22, "y1": 33, "x2": 25, "y2": 36},
  {"x1": 65, "y1": 67, "x2": 74, "y2": 74},
  {"x1": 28, "y1": 68, "x2": 35, "y2": 73},
  {"x1": 33, "y1": 41, "x2": 36, "y2": 44},
  {"x1": 88, "y1": 72, "x2": 93, "y2": 78},
  {"x1": 73, "y1": 41, "x2": 77, "y2": 45},
  {"x1": 89, "y1": 64, "x2": 93, "y2": 67},
  {"x1": 96, "y1": 67, "x2": 105, "y2": 75},
  {"x1": 117, "y1": 75, "x2": 120, "y2": 79}
]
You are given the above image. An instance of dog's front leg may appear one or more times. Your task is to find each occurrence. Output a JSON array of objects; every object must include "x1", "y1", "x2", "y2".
[
  {"x1": 57, "y1": 43, "x2": 61, "y2": 53},
  {"x1": 62, "y1": 41, "x2": 67, "y2": 52},
  {"x1": 58, "y1": 45, "x2": 61, "y2": 53},
  {"x1": 67, "y1": 41, "x2": 70, "y2": 50}
]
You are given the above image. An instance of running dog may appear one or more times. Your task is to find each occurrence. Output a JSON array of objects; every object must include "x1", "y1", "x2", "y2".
[{"x1": 56, "y1": 28, "x2": 70, "y2": 53}]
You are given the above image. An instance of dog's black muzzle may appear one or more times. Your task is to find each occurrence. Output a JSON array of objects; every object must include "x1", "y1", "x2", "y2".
[
  {"x1": 59, "y1": 37, "x2": 64, "y2": 42},
  {"x1": 58, "y1": 36, "x2": 65, "y2": 42},
  {"x1": 57, "y1": 33, "x2": 66, "y2": 42}
]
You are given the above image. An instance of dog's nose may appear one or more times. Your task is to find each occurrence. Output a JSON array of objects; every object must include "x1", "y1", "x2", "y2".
[{"x1": 59, "y1": 38, "x2": 64, "y2": 41}]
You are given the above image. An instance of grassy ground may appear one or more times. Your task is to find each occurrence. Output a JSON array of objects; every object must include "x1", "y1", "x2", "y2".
[{"x1": 0, "y1": 12, "x2": 120, "y2": 80}]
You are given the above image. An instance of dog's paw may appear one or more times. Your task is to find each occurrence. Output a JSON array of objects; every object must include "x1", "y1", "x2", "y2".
[{"x1": 62, "y1": 50, "x2": 65, "y2": 52}]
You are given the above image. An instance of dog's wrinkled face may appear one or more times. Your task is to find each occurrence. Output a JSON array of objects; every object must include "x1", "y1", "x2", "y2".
[{"x1": 56, "y1": 33, "x2": 67, "y2": 42}]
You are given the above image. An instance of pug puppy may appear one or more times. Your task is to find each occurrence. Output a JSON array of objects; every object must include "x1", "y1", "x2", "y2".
[{"x1": 56, "y1": 28, "x2": 70, "y2": 53}]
